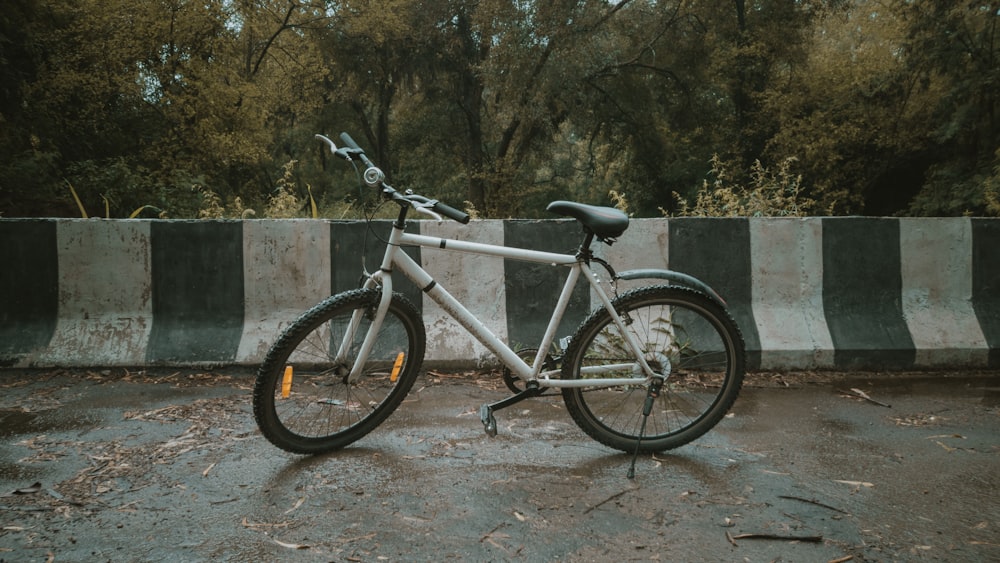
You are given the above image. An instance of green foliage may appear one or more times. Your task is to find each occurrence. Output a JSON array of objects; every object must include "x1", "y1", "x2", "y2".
[
  {"x1": 670, "y1": 155, "x2": 816, "y2": 217},
  {"x1": 195, "y1": 158, "x2": 362, "y2": 220},
  {"x1": 0, "y1": 0, "x2": 997, "y2": 218},
  {"x1": 263, "y1": 161, "x2": 305, "y2": 219},
  {"x1": 909, "y1": 149, "x2": 1000, "y2": 217}
]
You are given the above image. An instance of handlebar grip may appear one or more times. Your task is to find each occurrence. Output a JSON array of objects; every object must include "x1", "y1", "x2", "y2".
[
  {"x1": 339, "y1": 132, "x2": 362, "y2": 151},
  {"x1": 433, "y1": 201, "x2": 471, "y2": 224},
  {"x1": 338, "y1": 131, "x2": 375, "y2": 168}
]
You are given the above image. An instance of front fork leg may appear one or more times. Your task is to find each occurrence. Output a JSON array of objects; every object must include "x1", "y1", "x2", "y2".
[{"x1": 627, "y1": 376, "x2": 665, "y2": 480}]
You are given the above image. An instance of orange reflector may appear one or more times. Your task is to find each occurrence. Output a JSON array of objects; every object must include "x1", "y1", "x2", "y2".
[
  {"x1": 390, "y1": 352, "x2": 405, "y2": 382},
  {"x1": 281, "y1": 365, "x2": 293, "y2": 398}
]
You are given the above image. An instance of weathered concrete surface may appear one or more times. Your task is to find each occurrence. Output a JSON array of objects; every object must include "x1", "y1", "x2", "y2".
[
  {"x1": 1, "y1": 369, "x2": 998, "y2": 562},
  {"x1": 4, "y1": 217, "x2": 998, "y2": 370}
]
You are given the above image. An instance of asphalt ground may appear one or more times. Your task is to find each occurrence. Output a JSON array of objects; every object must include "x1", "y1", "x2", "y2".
[{"x1": 1, "y1": 368, "x2": 998, "y2": 562}]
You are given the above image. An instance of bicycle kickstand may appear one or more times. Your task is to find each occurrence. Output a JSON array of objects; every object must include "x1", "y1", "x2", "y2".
[
  {"x1": 479, "y1": 382, "x2": 543, "y2": 437},
  {"x1": 627, "y1": 377, "x2": 665, "y2": 479}
]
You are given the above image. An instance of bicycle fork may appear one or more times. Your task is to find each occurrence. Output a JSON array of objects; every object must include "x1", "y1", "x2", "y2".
[{"x1": 335, "y1": 275, "x2": 393, "y2": 383}]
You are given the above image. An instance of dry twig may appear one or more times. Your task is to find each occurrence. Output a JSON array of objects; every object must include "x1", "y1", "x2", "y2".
[
  {"x1": 583, "y1": 488, "x2": 633, "y2": 514},
  {"x1": 844, "y1": 388, "x2": 891, "y2": 408},
  {"x1": 730, "y1": 532, "x2": 823, "y2": 542},
  {"x1": 779, "y1": 495, "x2": 848, "y2": 514}
]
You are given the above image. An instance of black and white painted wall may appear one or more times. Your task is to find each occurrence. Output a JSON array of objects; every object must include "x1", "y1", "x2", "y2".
[{"x1": 1, "y1": 217, "x2": 997, "y2": 371}]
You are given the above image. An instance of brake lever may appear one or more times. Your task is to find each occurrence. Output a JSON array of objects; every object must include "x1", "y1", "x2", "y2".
[
  {"x1": 315, "y1": 134, "x2": 355, "y2": 161},
  {"x1": 411, "y1": 201, "x2": 444, "y2": 221},
  {"x1": 315, "y1": 134, "x2": 337, "y2": 153}
]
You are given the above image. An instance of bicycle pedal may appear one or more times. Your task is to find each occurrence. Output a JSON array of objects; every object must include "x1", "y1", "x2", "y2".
[{"x1": 479, "y1": 403, "x2": 498, "y2": 437}]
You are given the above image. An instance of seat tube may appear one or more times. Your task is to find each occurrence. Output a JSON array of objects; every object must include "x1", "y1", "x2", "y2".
[{"x1": 533, "y1": 265, "x2": 582, "y2": 372}]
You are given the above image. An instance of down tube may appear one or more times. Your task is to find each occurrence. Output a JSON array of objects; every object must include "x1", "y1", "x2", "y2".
[{"x1": 391, "y1": 250, "x2": 533, "y2": 379}]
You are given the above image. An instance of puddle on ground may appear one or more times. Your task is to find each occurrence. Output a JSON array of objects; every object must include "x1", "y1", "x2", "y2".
[
  {"x1": 979, "y1": 386, "x2": 1000, "y2": 407},
  {"x1": 0, "y1": 459, "x2": 40, "y2": 483},
  {"x1": 0, "y1": 409, "x2": 40, "y2": 437},
  {"x1": 837, "y1": 375, "x2": 1000, "y2": 406},
  {"x1": 0, "y1": 408, "x2": 99, "y2": 438}
]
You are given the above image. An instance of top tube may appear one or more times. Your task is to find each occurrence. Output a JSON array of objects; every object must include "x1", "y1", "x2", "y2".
[{"x1": 399, "y1": 232, "x2": 578, "y2": 266}]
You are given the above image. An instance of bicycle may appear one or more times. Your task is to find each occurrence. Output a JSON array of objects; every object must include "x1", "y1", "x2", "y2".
[{"x1": 252, "y1": 132, "x2": 746, "y2": 477}]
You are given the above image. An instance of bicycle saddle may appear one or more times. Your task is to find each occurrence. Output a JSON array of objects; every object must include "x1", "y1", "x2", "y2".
[{"x1": 546, "y1": 200, "x2": 629, "y2": 241}]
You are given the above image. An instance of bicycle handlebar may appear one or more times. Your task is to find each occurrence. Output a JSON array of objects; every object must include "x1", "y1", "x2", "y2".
[
  {"x1": 338, "y1": 132, "x2": 373, "y2": 168},
  {"x1": 429, "y1": 200, "x2": 471, "y2": 224},
  {"x1": 315, "y1": 133, "x2": 360, "y2": 162},
  {"x1": 405, "y1": 194, "x2": 471, "y2": 224},
  {"x1": 317, "y1": 131, "x2": 470, "y2": 224},
  {"x1": 338, "y1": 131, "x2": 362, "y2": 152}
]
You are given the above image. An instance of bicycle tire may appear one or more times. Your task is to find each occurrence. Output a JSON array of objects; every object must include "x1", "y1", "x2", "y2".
[
  {"x1": 252, "y1": 288, "x2": 425, "y2": 454},
  {"x1": 560, "y1": 285, "x2": 745, "y2": 453}
]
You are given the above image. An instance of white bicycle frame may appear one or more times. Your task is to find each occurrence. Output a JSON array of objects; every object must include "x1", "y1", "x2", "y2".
[{"x1": 338, "y1": 220, "x2": 659, "y2": 388}]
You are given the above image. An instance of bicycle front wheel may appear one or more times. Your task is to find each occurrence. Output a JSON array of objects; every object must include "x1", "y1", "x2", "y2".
[
  {"x1": 561, "y1": 285, "x2": 745, "y2": 453},
  {"x1": 252, "y1": 288, "x2": 425, "y2": 454}
]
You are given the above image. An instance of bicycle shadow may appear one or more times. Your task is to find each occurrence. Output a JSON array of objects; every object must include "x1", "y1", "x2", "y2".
[
  {"x1": 576, "y1": 449, "x2": 731, "y2": 482},
  {"x1": 259, "y1": 436, "x2": 735, "y2": 502},
  {"x1": 265, "y1": 442, "x2": 396, "y2": 472}
]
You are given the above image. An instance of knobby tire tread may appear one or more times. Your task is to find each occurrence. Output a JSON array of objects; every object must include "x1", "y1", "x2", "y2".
[
  {"x1": 560, "y1": 285, "x2": 745, "y2": 453},
  {"x1": 252, "y1": 288, "x2": 425, "y2": 454}
]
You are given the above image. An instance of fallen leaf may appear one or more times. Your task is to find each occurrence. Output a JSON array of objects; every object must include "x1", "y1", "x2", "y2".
[
  {"x1": 485, "y1": 538, "x2": 505, "y2": 550},
  {"x1": 242, "y1": 517, "x2": 290, "y2": 530},
  {"x1": 851, "y1": 388, "x2": 873, "y2": 400},
  {"x1": 13, "y1": 482, "x2": 43, "y2": 495},
  {"x1": 284, "y1": 497, "x2": 305, "y2": 514},
  {"x1": 834, "y1": 480, "x2": 874, "y2": 488},
  {"x1": 935, "y1": 441, "x2": 956, "y2": 453},
  {"x1": 273, "y1": 538, "x2": 310, "y2": 550}
]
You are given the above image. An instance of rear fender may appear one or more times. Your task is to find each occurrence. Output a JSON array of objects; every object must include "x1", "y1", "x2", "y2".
[{"x1": 616, "y1": 269, "x2": 728, "y2": 308}]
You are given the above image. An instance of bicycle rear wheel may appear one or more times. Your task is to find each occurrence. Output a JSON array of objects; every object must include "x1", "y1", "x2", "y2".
[
  {"x1": 561, "y1": 285, "x2": 744, "y2": 453},
  {"x1": 252, "y1": 288, "x2": 425, "y2": 454}
]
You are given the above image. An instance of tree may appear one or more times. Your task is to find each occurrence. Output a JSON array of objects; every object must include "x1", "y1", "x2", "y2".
[
  {"x1": 757, "y1": 2, "x2": 940, "y2": 214},
  {"x1": 2, "y1": 0, "x2": 997, "y2": 219},
  {"x1": 903, "y1": 1, "x2": 1000, "y2": 215},
  {"x1": 0, "y1": 0, "x2": 65, "y2": 215},
  {"x1": 1, "y1": 0, "x2": 333, "y2": 217}
]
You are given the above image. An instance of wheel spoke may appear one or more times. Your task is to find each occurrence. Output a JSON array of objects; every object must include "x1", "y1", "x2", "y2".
[
  {"x1": 252, "y1": 289, "x2": 425, "y2": 454},
  {"x1": 561, "y1": 286, "x2": 745, "y2": 453}
]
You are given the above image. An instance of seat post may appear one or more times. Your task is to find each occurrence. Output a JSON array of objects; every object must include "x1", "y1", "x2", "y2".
[{"x1": 576, "y1": 231, "x2": 596, "y2": 262}]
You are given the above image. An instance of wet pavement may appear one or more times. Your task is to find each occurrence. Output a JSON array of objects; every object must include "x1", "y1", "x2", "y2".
[{"x1": 1, "y1": 368, "x2": 998, "y2": 562}]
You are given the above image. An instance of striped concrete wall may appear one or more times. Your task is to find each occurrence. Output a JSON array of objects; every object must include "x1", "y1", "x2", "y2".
[{"x1": 1, "y1": 217, "x2": 996, "y2": 371}]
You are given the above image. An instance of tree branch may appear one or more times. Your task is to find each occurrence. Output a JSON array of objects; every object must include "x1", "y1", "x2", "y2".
[{"x1": 251, "y1": 1, "x2": 299, "y2": 77}]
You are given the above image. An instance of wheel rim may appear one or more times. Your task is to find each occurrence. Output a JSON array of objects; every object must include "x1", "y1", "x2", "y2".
[
  {"x1": 268, "y1": 298, "x2": 418, "y2": 443},
  {"x1": 567, "y1": 290, "x2": 741, "y2": 449}
]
